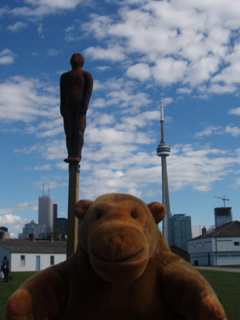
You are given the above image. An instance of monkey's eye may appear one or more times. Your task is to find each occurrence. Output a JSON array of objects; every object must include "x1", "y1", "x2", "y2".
[
  {"x1": 131, "y1": 211, "x2": 138, "y2": 219},
  {"x1": 96, "y1": 210, "x2": 103, "y2": 219}
]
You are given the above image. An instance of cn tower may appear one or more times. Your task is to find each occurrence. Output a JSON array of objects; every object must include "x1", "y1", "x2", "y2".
[{"x1": 156, "y1": 93, "x2": 171, "y2": 242}]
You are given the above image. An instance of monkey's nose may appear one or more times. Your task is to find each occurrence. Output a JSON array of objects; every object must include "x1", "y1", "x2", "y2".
[{"x1": 109, "y1": 235, "x2": 122, "y2": 251}]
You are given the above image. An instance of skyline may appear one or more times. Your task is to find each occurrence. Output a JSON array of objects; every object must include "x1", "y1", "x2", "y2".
[{"x1": 1, "y1": 0, "x2": 240, "y2": 237}]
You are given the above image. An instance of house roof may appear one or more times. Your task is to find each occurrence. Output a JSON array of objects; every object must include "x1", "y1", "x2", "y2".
[
  {"x1": 170, "y1": 246, "x2": 190, "y2": 262},
  {"x1": 0, "y1": 239, "x2": 66, "y2": 254},
  {"x1": 190, "y1": 221, "x2": 240, "y2": 240}
]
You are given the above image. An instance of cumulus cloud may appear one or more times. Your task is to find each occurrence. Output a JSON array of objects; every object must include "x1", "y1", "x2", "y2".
[
  {"x1": 195, "y1": 124, "x2": 240, "y2": 138},
  {"x1": 0, "y1": 76, "x2": 58, "y2": 122},
  {"x1": 7, "y1": 0, "x2": 86, "y2": 17},
  {"x1": 7, "y1": 21, "x2": 28, "y2": 32},
  {"x1": 82, "y1": 0, "x2": 240, "y2": 92},
  {"x1": 0, "y1": 214, "x2": 23, "y2": 225},
  {"x1": 78, "y1": 142, "x2": 240, "y2": 200},
  {"x1": 195, "y1": 125, "x2": 224, "y2": 137},
  {"x1": 0, "y1": 49, "x2": 17, "y2": 65},
  {"x1": 225, "y1": 125, "x2": 240, "y2": 137},
  {"x1": 0, "y1": 201, "x2": 38, "y2": 237},
  {"x1": 229, "y1": 107, "x2": 240, "y2": 116},
  {"x1": 84, "y1": 45, "x2": 126, "y2": 62}
]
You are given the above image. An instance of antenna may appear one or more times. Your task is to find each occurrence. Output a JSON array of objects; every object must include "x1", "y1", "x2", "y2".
[
  {"x1": 43, "y1": 183, "x2": 45, "y2": 196},
  {"x1": 214, "y1": 195, "x2": 230, "y2": 207},
  {"x1": 160, "y1": 91, "x2": 164, "y2": 121}
]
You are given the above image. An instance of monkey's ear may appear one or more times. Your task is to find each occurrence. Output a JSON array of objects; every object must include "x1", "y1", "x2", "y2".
[
  {"x1": 74, "y1": 200, "x2": 93, "y2": 221},
  {"x1": 147, "y1": 202, "x2": 166, "y2": 224}
]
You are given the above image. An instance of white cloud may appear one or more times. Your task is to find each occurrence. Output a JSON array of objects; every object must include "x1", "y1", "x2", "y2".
[
  {"x1": 0, "y1": 214, "x2": 22, "y2": 225},
  {"x1": 195, "y1": 125, "x2": 224, "y2": 137},
  {"x1": 47, "y1": 49, "x2": 61, "y2": 56},
  {"x1": 225, "y1": 125, "x2": 240, "y2": 137},
  {"x1": 127, "y1": 63, "x2": 151, "y2": 82},
  {"x1": 82, "y1": 0, "x2": 240, "y2": 92},
  {"x1": 34, "y1": 164, "x2": 52, "y2": 170},
  {"x1": 229, "y1": 107, "x2": 240, "y2": 116},
  {"x1": 0, "y1": 76, "x2": 58, "y2": 122},
  {"x1": 9, "y1": 0, "x2": 86, "y2": 17},
  {"x1": 7, "y1": 21, "x2": 28, "y2": 32},
  {"x1": 79, "y1": 142, "x2": 240, "y2": 200},
  {"x1": 15, "y1": 201, "x2": 38, "y2": 211},
  {"x1": 84, "y1": 45, "x2": 126, "y2": 62},
  {"x1": 152, "y1": 58, "x2": 188, "y2": 85},
  {"x1": 0, "y1": 49, "x2": 17, "y2": 65}
]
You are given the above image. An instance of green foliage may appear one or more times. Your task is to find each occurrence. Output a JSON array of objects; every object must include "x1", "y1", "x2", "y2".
[
  {"x1": 53, "y1": 229, "x2": 60, "y2": 241},
  {"x1": 0, "y1": 270, "x2": 239, "y2": 320}
]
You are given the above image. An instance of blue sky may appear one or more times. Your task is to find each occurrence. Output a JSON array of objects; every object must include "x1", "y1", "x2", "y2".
[{"x1": 1, "y1": 0, "x2": 240, "y2": 237}]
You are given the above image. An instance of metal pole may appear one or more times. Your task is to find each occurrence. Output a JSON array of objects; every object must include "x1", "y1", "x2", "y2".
[{"x1": 67, "y1": 163, "x2": 80, "y2": 258}]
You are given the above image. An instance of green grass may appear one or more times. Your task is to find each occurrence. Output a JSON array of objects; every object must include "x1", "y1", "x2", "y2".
[
  {"x1": 199, "y1": 270, "x2": 240, "y2": 320},
  {"x1": 0, "y1": 270, "x2": 239, "y2": 320},
  {"x1": 0, "y1": 272, "x2": 36, "y2": 320}
]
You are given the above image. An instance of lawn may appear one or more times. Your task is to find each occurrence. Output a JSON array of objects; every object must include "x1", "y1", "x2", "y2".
[
  {"x1": 0, "y1": 270, "x2": 239, "y2": 320},
  {"x1": 0, "y1": 272, "x2": 36, "y2": 319},
  {"x1": 199, "y1": 270, "x2": 240, "y2": 320}
]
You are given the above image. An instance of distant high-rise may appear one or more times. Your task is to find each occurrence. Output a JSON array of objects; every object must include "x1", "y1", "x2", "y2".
[
  {"x1": 38, "y1": 195, "x2": 53, "y2": 234},
  {"x1": 53, "y1": 203, "x2": 58, "y2": 232},
  {"x1": 156, "y1": 93, "x2": 171, "y2": 242},
  {"x1": 169, "y1": 214, "x2": 192, "y2": 252},
  {"x1": 22, "y1": 220, "x2": 47, "y2": 239},
  {"x1": 214, "y1": 207, "x2": 232, "y2": 228}
]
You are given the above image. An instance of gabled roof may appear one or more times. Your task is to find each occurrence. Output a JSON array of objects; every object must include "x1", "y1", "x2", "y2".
[
  {"x1": 0, "y1": 239, "x2": 66, "y2": 254},
  {"x1": 190, "y1": 221, "x2": 240, "y2": 240}
]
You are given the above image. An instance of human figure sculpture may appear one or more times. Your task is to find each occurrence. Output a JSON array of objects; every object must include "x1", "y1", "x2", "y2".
[{"x1": 60, "y1": 53, "x2": 93, "y2": 163}]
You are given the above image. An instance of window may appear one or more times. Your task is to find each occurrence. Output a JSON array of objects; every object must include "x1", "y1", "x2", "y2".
[
  {"x1": 20, "y1": 255, "x2": 25, "y2": 267},
  {"x1": 234, "y1": 242, "x2": 240, "y2": 246},
  {"x1": 50, "y1": 256, "x2": 55, "y2": 266}
]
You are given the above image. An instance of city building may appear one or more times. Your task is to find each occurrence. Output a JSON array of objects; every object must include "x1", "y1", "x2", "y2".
[
  {"x1": 188, "y1": 221, "x2": 240, "y2": 266},
  {"x1": 55, "y1": 218, "x2": 68, "y2": 236},
  {"x1": 215, "y1": 207, "x2": 232, "y2": 228},
  {"x1": 22, "y1": 220, "x2": 47, "y2": 239},
  {"x1": 156, "y1": 94, "x2": 171, "y2": 242},
  {"x1": 0, "y1": 227, "x2": 10, "y2": 239},
  {"x1": 0, "y1": 238, "x2": 66, "y2": 272},
  {"x1": 169, "y1": 214, "x2": 192, "y2": 252},
  {"x1": 53, "y1": 203, "x2": 58, "y2": 231},
  {"x1": 38, "y1": 195, "x2": 54, "y2": 234}
]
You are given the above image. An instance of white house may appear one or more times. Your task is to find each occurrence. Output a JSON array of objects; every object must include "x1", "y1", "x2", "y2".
[
  {"x1": 0, "y1": 238, "x2": 66, "y2": 272},
  {"x1": 188, "y1": 221, "x2": 240, "y2": 266}
]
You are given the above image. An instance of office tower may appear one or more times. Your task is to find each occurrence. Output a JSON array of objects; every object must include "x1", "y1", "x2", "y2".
[
  {"x1": 38, "y1": 195, "x2": 54, "y2": 234},
  {"x1": 156, "y1": 94, "x2": 171, "y2": 242},
  {"x1": 169, "y1": 214, "x2": 192, "y2": 251}
]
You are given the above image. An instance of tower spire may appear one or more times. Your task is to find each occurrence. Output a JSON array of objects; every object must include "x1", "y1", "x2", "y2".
[{"x1": 156, "y1": 92, "x2": 171, "y2": 243}]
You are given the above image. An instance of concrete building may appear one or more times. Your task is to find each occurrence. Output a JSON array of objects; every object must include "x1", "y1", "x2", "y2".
[
  {"x1": 188, "y1": 221, "x2": 240, "y2": 266},
  {"x1": 156, "y1": 94, "x2": 171, "y2": 242},
  {"x1": 215, "y1": 207, "x2": 232, "y2": 228},
  {"x1": 0, "y1": 238, "x2": 66, "y2": 272},
  {"x1": 38, "y1": 195, "x2": 53, "y2": 234},
  {"x1": 169, "y1": 214, "x2": 192, "y2": 252}
]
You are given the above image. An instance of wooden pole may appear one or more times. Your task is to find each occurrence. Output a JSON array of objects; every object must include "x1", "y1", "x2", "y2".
[{"x1": 67, "y1": 163, "x2": 80, "y2": 259}]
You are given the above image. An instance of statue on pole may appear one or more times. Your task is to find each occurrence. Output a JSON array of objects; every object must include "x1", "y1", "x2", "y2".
[{"x1": 60, "y1": 53, "x2": 93, "y2": 163}]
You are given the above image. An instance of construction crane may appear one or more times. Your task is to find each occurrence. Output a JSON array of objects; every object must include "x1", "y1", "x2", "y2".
[{"x1": 214, "y1": 195, "x2": 230, "y2": 207}]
